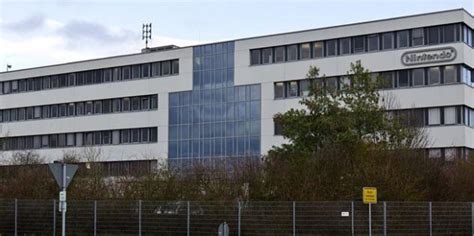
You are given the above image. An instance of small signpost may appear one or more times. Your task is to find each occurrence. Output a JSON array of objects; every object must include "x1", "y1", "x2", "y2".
[
  {"x1": 363, "y1": 187, "x2": 377, "y2": 236},
  {"x1": 49, "y1": 162, "x2": 78, "y2": 236}
]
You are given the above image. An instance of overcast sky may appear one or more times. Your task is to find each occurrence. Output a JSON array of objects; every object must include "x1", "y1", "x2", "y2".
[{"x1": 0, "y1": 0, "x2": 473, "y2": 71}]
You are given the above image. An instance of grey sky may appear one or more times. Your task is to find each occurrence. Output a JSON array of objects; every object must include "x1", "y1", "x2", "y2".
[{"x1": 0, "y1": 0, "x2": 473, "y2": 70}]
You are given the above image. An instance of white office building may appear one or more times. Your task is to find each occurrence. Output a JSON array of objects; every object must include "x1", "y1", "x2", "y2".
[{"x1": 1, "y1": 9, "x2": 473, "y2": 168}]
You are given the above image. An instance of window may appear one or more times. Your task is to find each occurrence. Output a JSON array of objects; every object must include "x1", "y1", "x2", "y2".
[
  {"x1": 141, "y1": 128, "x2": 149, "y2": 142},
  {"x1": 34, "y1": 107, "x2": 41, "y2": 119},
  {"x1": 51, "y1": 105, "x2": 59, "y2": 118},
  {"x1": 151, "y1": 62, "x2": 161, "y2": 77},
  {"x1": 250, "y1": 50, "x2": 261, "y2": 65},
  {"x1": 131, "y1": 129, "x2": 140, "y2": 143},
  {"x1": 112, "y1": 99, "x2": 121, "y2": 112},
  {"x1": 102, "y1": 100, "x2": 112, "y2": 113},
  {"x1": 339, "y1": 38, "x2": 351, "y2": 55},
  {"x1": 150, "y1": 95, "x2": 158, "y2": 109},
  {"x1": 94, "y1": 101, "x2": 102, "y2": 114},
  {"x1": 11, "y1": 81, "x2": 18, "y2": 92},
  {"x1": 299, "y1": 80, "x2": 310, "y2": 96},
  {"x1": 141, "y1": 64, "x2": 150, "y2": 78},
  {"x1": 313, "y1": 41, "x2": 324, "y2": 58},
  {"x1": 326, "y1": 40, "x2": 337, "y2": 56},
  {"x1": 352, "y1": 36, "x2": 365, "y2": 53},
  {"x1": 141, "y1": 97, "x2": 150, "y2": 110},
  {"x1": 261, "y1": 48, "x2": 273, "y2": 64},
  {"x1": 428, "y1": 108, "x2": 441, "y2": 125},
  {"x1": 19, "y1": 80, "x2": 27, "y2": 92},
  {"x1": 367, "y1": 34, "x2": 379, "y2": 51},
  {"x1": 131, "y1": 65, "x2": 141, "y2": 79},
  {"x1": 171, "y1": 60, "x2": 179, "y2": 74},
  {"x1": 112, "y1": 131, "x2": 120, "y2": 144},
  {"x1": 427, "y1": 26, "x2": 441, "y2": 45},
  {"x1": 66, "y1": 133, "x2": 75, "y2": 146},
  {"x1": 274, "y1": 46, "x2": 285, "y2": 62},
  {"x1": 104, "y1": 69, "x2": 112, "y2": 82},
  {"x1": 443, "y1": 65, "x2": 457, "y2": 84},
  {"x1": 412, "y1": 68, "x2": 425, "y2": 86},
  {"x1": 339, "y1": 76, "x2": 351, "y2": 90},
  {"x1": 300, "y1": 43, "x2": 311, "y2": 59},
  {"x1": 122, "y1": 98, "x2": 131, "y2": 111},
  {"x1": 286, "y1": 45, "x2": 298, "y2": 61},
  {"x1": 286, "y1": 81, "x2": 298, "y2": 97},
  {"x1": 444, "y1": 107, "x2": 456, "y2": 125},
  {"x1": 131, "y1": 97, "x2": 140, "y2": 111},
  {"x1": 59, "y1": 104, "x2": 66, "y2": 117},
  {"x1": 42, "y1": 77, "x2": 50, "y2": 89},
  {"x1": 326, "y1": 77, "x2": 338, "y2": 92},
  {"x1": 67, "y1": 73, "x2": 75, "y2": 86},
  {"x1": 67, "y1": 103, "x2": 75, "y2": 116},
  {"x1": 42, "y1": 106, "x2": 50, "y2": 119},
  {"x1": 397, "y1": 30, "x2": 409, "y2": 48},
  {"x1": 76, "y1": 103, "x2": 84, "y2": 116},
  {"x1": 113, "y1": 67, "x2": 121, "y2": 81},
  {"x1": 85, "y1": 102, "x2": 93, "y2": 115},
  {"x1": 411, "y1": 28, "x2": 424, "y2": 46},
  {"x1": 122, "y1": 66, "x2": 131, "y2": 80},
  {"x1": 41, "y1": 135, "x2": 49, "y2": 148},
  {"x1": 274, "y1": 82, "x2": 284, "y2": 99},
  {"x1": 18, "y1": 108, "x2": 25, "y2": 121},
  {"x1": 398, "y1": 70, "x2": 410, "y2": 88},
  {"x1": 443, "y1": 25, "x2": 457, "y2": 43},
  {"x1": 58, "y1": 134, "x2": 66, "y2": 147},
  {"x1": 445, "y1": 148, "x2": 457, "y2": 161},
  {"x1": 428, "y1": 149, "x2": 442, "y2": 159},
  {"x1": 428, "y1": 67, "x2": 441, "y2": 85},
  {"x1": 274, "y1": 119, "x2": 283, "y2": 135},
  {"x1": 162, "y1": 61, "x2": 171, "y2": 75},
  {"x1": 102, "y1": 131, "x2": 111, "y2": 145},
  {"x1": 428, "y1": 148, "x2": 442, "y2": 158},
  {"x1": 75, "y1": 133, "x2": 84, "y2": 147}
]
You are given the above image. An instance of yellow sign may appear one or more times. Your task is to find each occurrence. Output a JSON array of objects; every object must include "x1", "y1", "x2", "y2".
[{"x1": 363, "y1": 187, "x2": 377, "y2": 204}]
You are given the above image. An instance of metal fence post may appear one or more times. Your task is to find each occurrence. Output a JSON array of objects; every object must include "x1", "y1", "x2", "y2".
[
  {"x1": 429, "y1": 202, "x2": 432, "y2": 236},
  {"x1": 138, "y1": 200, "x2": 142, "y2": 236},
  {"x1": 14, "y1": 199, "x2": 17, "y2": 236},
  {"x1": 187, "y1": 201, "x2": 190, "y2": 236},
  {"x1": 383, "y1": 201, "x2": 387, "y2": 236},
  {"x1": 351, "y1": 201, "x2": 354, "y2": 236},
  {"x1": 292, "y1": 201, "x2": 296, "y2": 236},
  {"x1": 238, "y1": 201, "x2": 241, "y2": 236},
  {"x1": 94, "y1": 200, "x2": 97, "y2": 236},
  {"x1": 368, "y1": 203, "x2": 372, "y2": 236},
  {"x1": 53, "y1": 199, "x2": 56, "y2": 236}
]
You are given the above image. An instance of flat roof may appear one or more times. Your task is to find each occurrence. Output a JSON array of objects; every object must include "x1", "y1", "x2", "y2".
[{"x1": 1, "y1": 8, "x2": 471, "y2": 75}]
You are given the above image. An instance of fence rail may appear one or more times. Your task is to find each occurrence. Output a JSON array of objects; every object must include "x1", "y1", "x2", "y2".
[{"x1": 0, "y1": 200, "x2": 473, "y2": 235}]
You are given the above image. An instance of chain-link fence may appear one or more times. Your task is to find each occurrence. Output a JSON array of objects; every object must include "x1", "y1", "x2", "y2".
[{"x1": 0, "y1": 200, "x2": 473, "y2": 235}]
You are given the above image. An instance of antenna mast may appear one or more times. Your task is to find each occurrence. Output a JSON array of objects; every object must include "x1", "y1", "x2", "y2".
[{"x1": 142, "y1": 23, "x2": 152, "y2": 48}]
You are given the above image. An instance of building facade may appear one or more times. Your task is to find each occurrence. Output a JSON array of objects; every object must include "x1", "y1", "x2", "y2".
[{"x1": 1, "y1": 9, "x2": 473, "y2": 167}]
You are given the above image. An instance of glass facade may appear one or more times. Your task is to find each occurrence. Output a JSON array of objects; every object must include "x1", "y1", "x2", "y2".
[{"x1": 168, "y1": 42, "x2": 261, "y2": 166}]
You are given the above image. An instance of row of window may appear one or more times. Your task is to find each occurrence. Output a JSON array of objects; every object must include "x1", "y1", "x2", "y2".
[
  {"x1": 274, "y1": 64, "x2": 472, "y2": 99},
  {"x1": 274, "y1": 105, "x2": 474, "y2": 135},
  {"x1": 250, "y1": 23, "x2": 471, "y2": 65},
  {"x1": 426, "y1": 147, "x2": 472, "y2": 161},
  {"x1": 0, "y1": 59, "x2": 179, "y2": 95},
  {"x1": 169, "y1": 136, "x2": 260, "y2": 159},
  {"x1": 0, "y1": 94, "x2": 158, "y2": 123},
  {"x1": 0, "y1": 127, "x2": 158, "y2": 151}
]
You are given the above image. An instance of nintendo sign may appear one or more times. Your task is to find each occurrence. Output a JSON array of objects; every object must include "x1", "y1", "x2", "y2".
[{"x1": 401, "y1": 47, "x2": 456, "y2": 66}]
